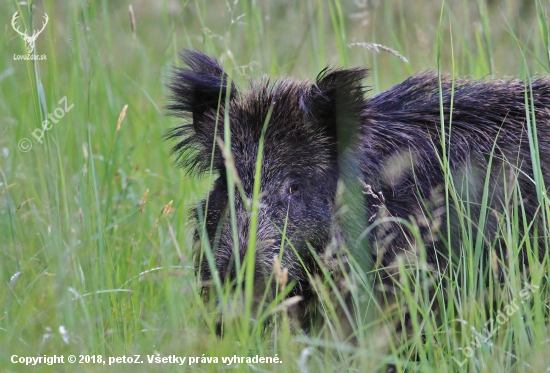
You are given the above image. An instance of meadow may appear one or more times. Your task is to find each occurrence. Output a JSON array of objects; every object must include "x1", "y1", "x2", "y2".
[{"x1": 1, "y1": 0, "x2": 550, "y2": 372}]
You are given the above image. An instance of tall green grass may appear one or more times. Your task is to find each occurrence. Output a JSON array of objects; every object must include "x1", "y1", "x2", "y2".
[{"x1": 1, "y1": 0, "x2": 549, "y2": 372}]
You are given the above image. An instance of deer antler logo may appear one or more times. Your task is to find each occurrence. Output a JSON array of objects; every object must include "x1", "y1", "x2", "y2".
[{"x1": 11, "y1": 11, "x2": 49, "y2": 54}]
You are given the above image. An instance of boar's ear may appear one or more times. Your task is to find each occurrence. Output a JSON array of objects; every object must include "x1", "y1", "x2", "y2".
[
  {"x1": 305, "y1": 68, "x2": 371, "y2": 274},
  {"x1": 166, "y1": 50, "x2": 237, "y2": 173},
  {"x1": 302, "y1": 67, "x2": 368, "y2": 156}
]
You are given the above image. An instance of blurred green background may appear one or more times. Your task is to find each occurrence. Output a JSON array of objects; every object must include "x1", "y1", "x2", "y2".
[{"x1": 1, "y1": 0, "x2": 549, "y2": 372}]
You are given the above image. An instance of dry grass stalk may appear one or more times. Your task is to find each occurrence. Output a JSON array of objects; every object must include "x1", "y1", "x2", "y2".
[
  {"x1": 162, "y1": 200, "x2": 173, "y2": 217},
  {"x1": 273, "y1": 255, "x2": 288, "y2": 290},
  {"x1": 116, "y1": 104, "x2": 128, "y2": 132},
  {"x1": 349, "y1": 42, "x2": 409, "y2": 63},
  {"x1": 139, "y1": 188, "x2": 149, "y2": 213},
  {"x1": 128, "y1": 5, "x2": 136, "y2": 38}
]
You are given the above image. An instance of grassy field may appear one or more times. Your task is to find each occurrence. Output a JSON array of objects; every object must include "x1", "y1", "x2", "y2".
[{"x1": 1, "y1": 0, "x2": 550, "y2": 372}]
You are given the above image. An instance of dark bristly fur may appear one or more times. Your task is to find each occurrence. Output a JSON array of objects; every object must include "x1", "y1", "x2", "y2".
[{"x1": 166, "y1": 50, "x2": 550, "y2": 331}]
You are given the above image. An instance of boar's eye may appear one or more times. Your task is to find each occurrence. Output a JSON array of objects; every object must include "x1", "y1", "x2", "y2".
[
  {"x1": 215, "y1": 176, "x2": 227, "y2": 189},
  {"x1": 288, "y1": 184, "x2": 300, "y2": 195}
]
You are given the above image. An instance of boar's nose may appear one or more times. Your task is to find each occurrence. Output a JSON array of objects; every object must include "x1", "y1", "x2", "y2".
[
  {"x1": 220, "y1": 237, "x2": 278, "y2": 284},
  {"x1": 224, "y1": 203, "x2": 276, "y2": 253}
]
